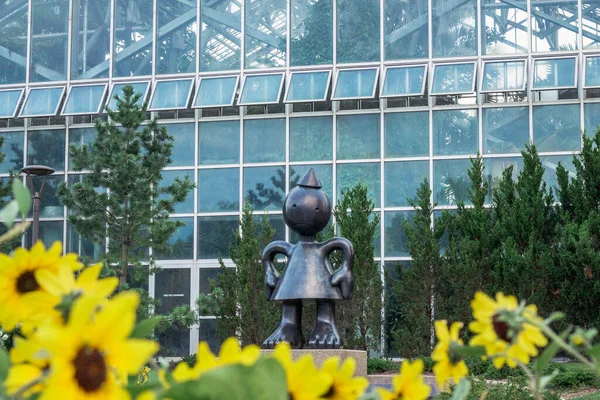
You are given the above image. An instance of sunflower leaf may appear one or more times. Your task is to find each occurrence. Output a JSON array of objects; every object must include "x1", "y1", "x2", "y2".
[
  {"x1": 130, "y1": 317, "x2": 161, "y2": 339},
  {"x1": 0, "y1": 200, "x2": 19, "y2": 228},
  {"x1": 587, "y1": 343, "x2": 600, "y2": 359},
  {"x1": 454, "y1": 345, "x2": 486, "y2": 358},
  {"x1": 535, "y1": 327, "x2": 571, "y2": 372},
  {"x1": 539, "y1": 369, "x2": 560, "y2": 390},
  {"x1": 544, "y1": 312, "x2": 566, "y2": 325},
  {"x1": 0, "y1": 348, "x2": 8, "y2": 383},
  {"x1": 450, "y1": 379, "x2": 471, "y2": 400},
  {"x1": 12, "y1": 179, "x2": 31, "y2": 217}
]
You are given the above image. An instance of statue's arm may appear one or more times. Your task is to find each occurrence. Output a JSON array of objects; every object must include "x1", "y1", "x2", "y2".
[
  {"x1": 322, "y1": 238, "x2": 355, "y2": 300},
  {"x1": 262, "y1": 241, "x2": 293, "y2": 300}
]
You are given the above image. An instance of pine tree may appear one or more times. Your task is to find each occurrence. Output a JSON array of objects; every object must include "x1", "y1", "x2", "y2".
[{"x1": 0, "y1": 136, "x2": 20, "y2": 253}]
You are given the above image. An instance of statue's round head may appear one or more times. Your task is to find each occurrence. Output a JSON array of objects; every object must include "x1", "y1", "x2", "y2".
[{"x1": 283, "y1": 169, "x2": 331, "y2": 236}]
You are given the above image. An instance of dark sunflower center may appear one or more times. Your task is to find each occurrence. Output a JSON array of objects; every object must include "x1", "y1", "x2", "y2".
[
  {"x1": 73, "y1": 346, "x2": 107, "y2": 393},
  {"x1": 492, "y1": 314, "x2": 511, "y2": 343},
  {"x1": 323, "y1": 384, "x2": 335, "y2": 398},
  {"x1": 16, "y1": 271, "x2": 40, "y2": 294}
]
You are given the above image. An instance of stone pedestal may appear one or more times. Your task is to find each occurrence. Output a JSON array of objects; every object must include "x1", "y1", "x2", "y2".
[{"x1": 261, "y1": 349, "x2": 368, "y2": 377}]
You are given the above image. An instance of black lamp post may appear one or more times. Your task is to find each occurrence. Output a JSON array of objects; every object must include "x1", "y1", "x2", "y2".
[{"x1": 21, "y1": 165, "x2": 54, "y2": 245}]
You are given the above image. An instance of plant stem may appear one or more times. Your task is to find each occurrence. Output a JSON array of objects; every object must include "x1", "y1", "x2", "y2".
[{"x1": 535, "y1": 323, "x2": 597, "y2": 372}]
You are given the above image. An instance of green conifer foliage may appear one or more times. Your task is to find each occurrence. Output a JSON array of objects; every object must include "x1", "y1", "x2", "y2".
[{"x1": 0, "y1": 136, "x2": 18, "y2": 253}]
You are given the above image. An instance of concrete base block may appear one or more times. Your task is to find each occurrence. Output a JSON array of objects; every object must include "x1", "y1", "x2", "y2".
[{"x1": 261, "y1": 349, "x2": 368, "y2": 377}]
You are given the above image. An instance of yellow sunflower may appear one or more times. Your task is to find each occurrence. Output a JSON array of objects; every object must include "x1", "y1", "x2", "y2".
[
  {"x1": 320, "y1": 356, "x2": 368, "y2": 400},
  {"x1": 469, "y1": 292, "x2": 548, "y2": 369},
  {"x1": 0, "y1": 242, "x2": 82, "y2": 331},
  {"x1": 432, "y1": 320, "x2": 469, "y2": 390},
  {"x1": 377, "y1": 359, "x2": 431, "y2": 400},
  {"x1": 272, "y1": 342, "x2": 331, "y2": 400},
  {"x1": 4, "y1": 335, "x2": 49, "y2": 396}
]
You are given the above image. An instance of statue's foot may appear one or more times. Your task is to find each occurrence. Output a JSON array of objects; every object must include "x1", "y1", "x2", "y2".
[
  {"x1": 308, "y1": 321, "x2": 342, "y2": 349},
  {"x1": 263, "y1": 323, "x2": 305, "y2": 349}
]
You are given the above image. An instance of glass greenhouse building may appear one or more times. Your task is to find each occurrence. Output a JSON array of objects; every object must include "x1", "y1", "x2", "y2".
[{"x1": 1, "y1": 0, "x2": 599, "y2": 355}]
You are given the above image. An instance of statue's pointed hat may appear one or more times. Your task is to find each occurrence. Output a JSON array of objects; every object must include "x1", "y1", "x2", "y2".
[{"x1": 298, "y1": 168, "x2": 322, "y2": 189}]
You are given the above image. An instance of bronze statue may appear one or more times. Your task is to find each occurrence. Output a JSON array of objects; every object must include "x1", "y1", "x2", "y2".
[{"x1": 262, "y1": 169, "x2": 354, "y2": 349}]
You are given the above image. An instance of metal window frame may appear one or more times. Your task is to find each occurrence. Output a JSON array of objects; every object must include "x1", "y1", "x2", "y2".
[
  {"x1": 331, "y1": 67, "x2": 380, "y2": 101},
  {"x1": 61, "y1": 84, "x2": 109, "y2": 116},
  {"x1": 105, "y1": 81, "x2": 152, "y2": 111},
  {"x1": 531, "y1": 56, "x2": 578, "y2": 91},
  {"x1": 430, "y1": 61, "x2": 477, "y2": 96},
  {"x1": 237, "y1": 72, "x2": 285, "y2": 106},
  {"x1": 583, "y1": 54, "x2": 600, "y2": 88},
  {"x1": 19, "y1": 86, "x2": 66, "y2": 118},
  {"x1": 0, "y1": 89, "x2": 25, "y2": 118},
  {"x1": 480, "y1": 59, "x2": 527, "y2": 93},
  {"x1": 380, "y1": 65, "x2": 428, "y2": 98},
  {"x1": 192, "y1": 75, "x2": 240, "y2": 108},
  {"x1": 148, "y1": 78, "x2": 195, "y2": 111},
  {"x1": 283, "y1": 70, "x2": 332, "y2": 103}
]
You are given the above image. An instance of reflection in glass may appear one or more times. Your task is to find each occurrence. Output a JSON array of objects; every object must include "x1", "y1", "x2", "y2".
[
  {"x1": 198, "y1": 168, "x2": 239, "y2": 212},
  {"x1": 382, "y1": 66, "x2": 426, "y2": 97},
  {"x1": 585, "y1": 56, "x2": 600, "y2": 87},
  {"x1": 198, "y1": 216, "x2": 237, "y2": 259},
  {"x1": 384, "y1": 211, "x2": 415, "y2": 257},
  {"x1": 432, "y1": 0, "x2": 477, "y2": 57},
  {"x1": 245, "y1": 0, "x2": 286, "y2": 69},
  {"x1": 434, "y1": 159, "x2": 472, "y2": 206},
  {"x1": 199, "y1": 319, "x2": 219, "y2": 353},
  {"x1": 150, "y1": 80, "x2": 193, "y2": 110},
  {"x1": 533, "y1": 58, "x2": 576, "y2": 89},
  {"x1": 333, "y1": 69, "x2": 378, "y2": 99},
  {"x1": 239, "y1": 74, "x2": 284, "y2": 104},
  {"x1": 160, "y1": 170, "x2": 194, "y2": 214},
  {"x1": 169, "y1": 123, "x2": 195, "y2": 167},
  {"x1": 0, "y1": 132, "x2": 23, "y2": 173},
  {"x1": 290, "y1": 164, "x2": 333, "y2": 202},
  {"x1": 533, "y1": 104, "x2": 580, "y2": 152},
  {"x1": 201, "y1": 0, "x2": 241, "y2": 71},
  {"x1": 583, "y1": 0, "x2": 600, "y2": 50},
  {"x1": 194, "y1": 77, "x2": 238, "y2": 107},
  {"x1": 156, "y1": 0, "x2": 196, "y2": 75},
  {"x1": 0, "y1": 0, "x2": 27, "y2": 84},
  {"x1": 531, "y1": 0, "x2": 578, "y2": 52},
  {"x1": 31, "y1": 175, "x2": 63, "y2": 218},
  {"x1": 155, "y1": 268, "x2": 190, "y2": 357},
  {"x1": 62, "y1": 85, "x2": 107, "y2": 115},
  {"x1": 433, "y1": 109, "x2": 478, "y2": 156},
  {"x1": 28, "y1": 129, "x2": 66, "y2": 171},
  {"x1": 107, "y1": 82, "x2": 149, "y2": 109},
  {"x1": 199, "y1": 121, "x2": 240, "y2": 165},
  {"x1": 0, "y1": 90, "x2": 23, "y2": 118},
  {"x1": 385, "y1": 162, "x2": 429, "y2": 207},
  {"x1": 482, "y1": 61, "x2": 526, "y2": 92},
  {"x1": 291, "y1": 0, "x2": 333, "y2": 66},
  {"x1": 484, "y1": 157, "x2": 523, "y2": 204},
  {"x1": 244, "y1": 119, "x2": 285, "y2": 163},
  {"x1": 20, "y1": 88, "x2": 64, "y2": 117},
  {"x1": 385, "y1": 112, "x2": 429, "y2": 158},
  {"x1": 286, "y1": 71, "x2": 330, "y2": 102},
  {"x1": 432, "y1": 63, "x2": 475, "y2": 95},
  {"x1": 482, "y1": 0, "x2": 528, "y2": 55},
  {"x1": 154, "y1": 218, "x2": 194, "y2": 260},
  {"x1": 584, "y1": 103, "x2": 600, "y2": 136},
  {"x1": 113, "y1": 0, "x2": 153, "y2": 77},
  {"x1": 244, "y1": 166, "x2": 286, "y2": 211},
  {"x1": 290, "y1": 117, "x2": 333, "y2": 162},
  {"x1": 67, "y1": 223, "x2": 104, "y2": 261},
  {"x1": 30, "y1": 0, "x2": 68, "y2": 82},
  {"x1": 26, "y1": 221, "x2": 63, "y2": 249},
  {"x1": 71, "y1": 0, "x2": 111, "y2": 79},
  {"x1": 483, "y1": 107, "x2": 529, "y2": 154},
  {"x1": 337, "y1": 163, "x2": 380, "y2": 207},
  {"x1": 337, "y1": 114, "x2": 380, "y2": 160},
  {"x1": 337, "y1": 0, "x2": 380, "y2": 63},
  {"x1": 385, "y1": 0, "x2": 428, "y2": 60}
]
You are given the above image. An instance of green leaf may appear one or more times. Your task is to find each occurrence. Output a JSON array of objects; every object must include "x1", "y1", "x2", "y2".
[
  {"x1": 544, "y1": 312, "x2": 566, "y2": 325},
  {"x1": 0, "y1": 200, "x2": 19, "y2": 228},
  {"x1": 539, "y1": 369, "x2": 560, "y2": 390},
  {"x1": 0, "y1": 348, "x2": 9, "y2": 383},
  {"x1": 130, "y1": 317, "x2": 161, "y2": 339},
  {"x1": 587, "y1": 343, "x2": 600, "y2": 359},
  {"x1": 535, "y1": 327, "x2": 571, "y2": 372},
  {"x1": 12, "y1": 179, "x2": 31, "y2": 217},
  {"x1": 450, "y1": 379, "x2": 471, "y2": 400},
  {"x1": 455, "y1": 345, "x2": 486, "y2": 358}
]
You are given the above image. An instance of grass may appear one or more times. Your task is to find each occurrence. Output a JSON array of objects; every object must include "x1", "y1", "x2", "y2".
[{"x1": 573, "y1": 393, "x2": 600, "y2": 400}]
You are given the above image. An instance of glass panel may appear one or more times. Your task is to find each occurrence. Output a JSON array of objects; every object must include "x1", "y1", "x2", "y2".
[
  {"x1": 286, "y1": 71, "x2": 330, "y2": 102},
  {"x1": 198, "y1": 216, "x2": 238, "y2": 259},
  {"x1": 156, "y1": 0, "x2": 196, "y2": 75},
  {"x1": 585, "y1": 56, "x2": 600, "y2": 87},
  {"x1": 433, "y1": 159, "x2": 472, "y2": 206},
  {"x1": 290, "y1": 164, "x2": 333, "y2": 202},
  {"x1": 26, "y1": 221, "x2": 63, "y2": 249},
  {"x1": 199, "y1": 268, "x2": 223, "y2": 295},
  {"x1": 254, "y1": 214, "x2": 285, "y2": 244},
  {"x1": 384, "y1": 211, "x2": 414, "y2": 257},
  {"x1": 160, "y1": 170, "x2": 194, "y2": 214},
  {"x1": 62, "y1": 85, "x2": 106, "y2": 115},
  {"x1": 482, "y1": 61, "x2": 526, "y2": 92},
  {"x1": 0, "y1": 132, "x2": 23, "y2": 173},
  {"x1": 533, "y1": 58, "x2": 576, "y2": 89},
  {"x1": 291, "y1": 0, "x2": 333, "y2": 66},
  {"x1": 198, "y1": 168, "x2": 239, "y2": 212},
  {"x1": 154, "y1": 217, "x2": 194, "y2": 260},
  {"x1": 385, "y1": 112, "x2": 429, "y2": 158},
  {"x1": 337, "y1": 0, "x2": 380, "y2": 63},
  {"x1": 69, "y1": 127, "x2": 96, "y2": 170},
  {"x1": 337, "y1": 114, "x2": 380, "y2": 160},
  {"x1": 194, "y1": 77, "x2": 238, "y2": 107},
  {"x1": 531, "y1": 0, "x2": 578, "y2": 52},
  {"x1": 385, "y1": 161, "x2": 429, "y2": 207},
  {"x1": 71, "y1": 0, "x2": 111, "y2": 79},
  {"x1": 432, "y1": 63, "x2": 475, "y2": 94},
  {"x1": 66, "y1": 223, "x2": 104, "y2": 261},
  {"x1": 20, "y1": 88, "x2": 64, "y2": 117},
  {"x1": 533, "y1": 104, "x2": 581, "y2": 152},
  {"x1": 290, "y1": 116, "x2": 333, "y2": 162},
  {"x1": 155, "y1": 268, "x2": 190, "y2": 357},
  {"x1": 483, "y1": 107, "x2": 529, "y2": 154},
  {"x1": 168, "y1": 123, "x2": 195, "y2": 167},
  {"x1": 541, "y1": 155, "x2": 575, "y2": 195},
  {"x1": 200, "y1": 0, "x2": 241, "y2": 72},
  {"x1": 239, "y1": 74, "x2": 283, "y2": 104},
  {"x1": 198, "y1": 120, "x2": 240, "y2": 165},
  {"x1": 582, "y1": 0, "x2": 600, "y2": 50},
  {"x1": 0, "y1": 0, "x2": 27, "y2": 84},
  {"x1": 107, "y1": 82, "x2": 149, "y2": 110},
  {"x1": 484, "y1": 157, "x2": 523, "y2": 203},
  {"x1": 244, "y1": 119, "x2": 285, "y2": 163},
  {"x1": 113, "y1": 0, "x2": 153, "y2": 77},
  {"x1": 384, "y1": 0, "x2": 428, "y2": 60},
  {"x1": 432, "y1": 0, "x2": 477, "y2": 58},
  {"x1": 333, "y1": 69, "x2": 377, "y2": 99},
  {"x1": 337, "y1": 162, "x2": 380, "y2": 207},
  {"x1": 198, "y1": 319, "x2": 219, "y2": 353},
  {"x1": 382, "y1": 66, "x2": 426, "y2": 97},
  {"x1": 31, "y1": 174, "x2": 63, "y2": 218},
  {"x1": 244, "y1": 0, "x2": 286, "y2": 69},
  {"x1": 30, "y1": 0, "x2": 68, "y2": 82},
  {"x1": 0, "y1": 90, "x2": 23, "y2": 118},
  {"x1": 584, "y1": 103, "x2": 600, "y2": 136},
  {"x1": 433, "y1": 109, "x2": 478, "y2": 156},
  {"x1": 27, "y1": 129, "x2": 66, "y2": 171},
  {"x1": 482, "y1": 0, "x2": 528, "y2": 55},
  {"x1": 244, "y1": 166, "x2": 286, "y2": 211},
  {"x1": 149, "y1": 80, "x2": 193, "y2": 110}
]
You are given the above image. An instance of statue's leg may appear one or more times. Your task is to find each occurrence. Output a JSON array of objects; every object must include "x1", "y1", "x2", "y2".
[
  {"x1": 262, "y1": 300, "x2": 305, "y2": 349},
  {"x1": 308, "y1": 301, "x2": 342, "y2": 349}
]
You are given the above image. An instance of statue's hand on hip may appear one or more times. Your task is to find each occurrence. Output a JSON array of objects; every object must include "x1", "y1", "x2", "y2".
[{"x1": 331, "y1": 268, "x2": 353, "y2": 300}]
